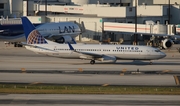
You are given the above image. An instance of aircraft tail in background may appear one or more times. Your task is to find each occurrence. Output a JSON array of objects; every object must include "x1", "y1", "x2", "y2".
[{"x1": 21, "y1": 17, "x2": 47, "y2": 44}]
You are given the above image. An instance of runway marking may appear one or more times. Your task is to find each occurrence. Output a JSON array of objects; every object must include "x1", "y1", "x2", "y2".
[
  {"x1": 78, "y1": 68, "x2": 83, "y2": 72},
  {"x1": 174, "y1": 76, "x2": 180, "y2": 85},
  {"x1": 21, "y1": 68, "x2": 26, "y2": 73}
]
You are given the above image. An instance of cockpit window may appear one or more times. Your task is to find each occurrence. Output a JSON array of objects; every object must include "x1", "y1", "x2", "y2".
[{"x1": 155, "y1": 50, "x2": 160, "y2": 52}]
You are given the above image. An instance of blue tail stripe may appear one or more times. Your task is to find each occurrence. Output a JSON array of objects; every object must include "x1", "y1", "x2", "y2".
[{"x1": 21, "y1": 17, "x2": 36, "y2": 40}]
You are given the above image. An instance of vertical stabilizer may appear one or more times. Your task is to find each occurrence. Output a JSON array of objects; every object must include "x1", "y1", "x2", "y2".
[{"x1": 21, "y1": 17, "x2": 47, "y2": 44}]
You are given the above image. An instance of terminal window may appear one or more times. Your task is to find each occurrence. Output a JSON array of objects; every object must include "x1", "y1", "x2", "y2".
[
  {"x1": 0, "y1": 3, "x2": 4, "y2": 9},
  {"x1": 0, "y1": 11, "x2": 3, "y2": 16},
  {"x1": 129, "y1": 8, "x2": 132, "y2": 12}
]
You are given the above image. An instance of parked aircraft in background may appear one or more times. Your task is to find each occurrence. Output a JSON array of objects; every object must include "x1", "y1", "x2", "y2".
[
  {"x1": 104, "y1": 22, "x2": 180, "y2": 50},
  {"x1": 0, "y1": 18, "x2": 82, "y2": 47},
  {"x1": 135, "y1": 32, "x2": 180, "y2": 50},
  {"x1": 21, "y1": 17, "x2": 166, "y2": 64}
]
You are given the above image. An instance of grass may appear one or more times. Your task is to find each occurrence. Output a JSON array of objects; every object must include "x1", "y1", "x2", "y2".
[{"x1": 0, "y1": 84, "x2": 180, "y2": 94}]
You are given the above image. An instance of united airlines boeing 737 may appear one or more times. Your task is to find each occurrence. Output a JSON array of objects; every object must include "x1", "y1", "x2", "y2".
[{"x1": 21, "y1": 17, "x2": 166, "y2": 64}]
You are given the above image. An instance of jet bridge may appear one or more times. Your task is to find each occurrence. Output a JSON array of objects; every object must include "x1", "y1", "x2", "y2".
[{"x1": 103, "y1": 22, "x2": 167, "y2": 34}]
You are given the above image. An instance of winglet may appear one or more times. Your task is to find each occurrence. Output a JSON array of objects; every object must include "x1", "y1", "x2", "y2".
[{"x1": 67, "y1": 42, "x2": 74, "y2": 50}]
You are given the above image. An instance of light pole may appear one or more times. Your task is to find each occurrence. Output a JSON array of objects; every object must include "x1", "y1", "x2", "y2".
[
  {"x1": 134, "y1": 0, "x2": 138, "y2": 45},
  {"x1": 45, "y1": 0, "x2": 47, "y2": 16},
  {"x1": 27, "y1": 0, "x2": 29, "y2": 16},
  {"x1": 168, "y1": 0, "x2": 170, "y2": 24}
]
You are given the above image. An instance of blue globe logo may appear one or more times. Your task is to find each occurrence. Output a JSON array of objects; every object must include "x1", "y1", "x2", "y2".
[{"x1": 27, "y1": 30, "x2": 47, "y2": 44}]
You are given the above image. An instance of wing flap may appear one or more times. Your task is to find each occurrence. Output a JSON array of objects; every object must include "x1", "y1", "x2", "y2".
[{"x1": 76, "y1": 51, "x2": 103, "y2": 58}]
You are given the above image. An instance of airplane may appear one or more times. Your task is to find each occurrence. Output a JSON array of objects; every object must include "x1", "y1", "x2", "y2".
[
  {"x1": 0, "y1": 18, "x2": 82, "y2": 47},
  {"x1": 134, "y1": 32, "x2": 180, "y2": 50},
  {"x1": 104, "y1": 23, "x2": 180, "y2": 50},
  {"x1": 21, "y1": 17, "x2": 166, "y2": 64}
]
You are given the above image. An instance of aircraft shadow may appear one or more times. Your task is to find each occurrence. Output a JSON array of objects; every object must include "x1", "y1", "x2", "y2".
[
  {"x1": 114, "y1": 62, "x2": 180, "y2": 66},
  {"x1": 72, "y1": 61, "x2": 180, "y2": 66}
]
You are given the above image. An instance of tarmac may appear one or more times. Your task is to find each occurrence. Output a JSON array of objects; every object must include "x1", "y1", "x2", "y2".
[
  {"x1": 0, "y1": 94, "x2": 180, "y2": 106},
  {"x1": 0, "y1": 42, "x2": 180, "y2": 86},
  {"x1": 0, "y1": 41, "x2": 180, "y2": 106}
]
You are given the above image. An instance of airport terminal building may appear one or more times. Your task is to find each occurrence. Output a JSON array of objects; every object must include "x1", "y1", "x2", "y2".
[{"x1": 1, "y1": 0, "x2": 180, "y2": 42}]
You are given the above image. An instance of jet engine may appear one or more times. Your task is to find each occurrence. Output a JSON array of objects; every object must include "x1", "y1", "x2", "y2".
[
  {"x1": 162, "y1": 39, "x2": 173, "y2": 49},
  {"x1": 55, "y1": 36, "x2": 73, "y2": 43},
  {"x1": 97, "y1": 55, "x2": 117, "y2": 63}
]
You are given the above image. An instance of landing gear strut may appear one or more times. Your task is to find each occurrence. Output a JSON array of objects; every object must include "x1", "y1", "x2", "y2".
[
  {"x1": 149, "y1": 61, "x2": 153, "y2": 65},
  {"x1": 14, "y1": 42, "x2": 23, "y2": 47},
  {"x1": 90, "y1": 60, "x2": 95, "y2": 65}
]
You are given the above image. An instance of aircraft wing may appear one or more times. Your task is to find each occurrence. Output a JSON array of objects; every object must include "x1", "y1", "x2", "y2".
[
  {"x1": 40, "y1": 31, "x2": 63, "y2": 40},
  {"x1": 22, "y1": 42, "x2": 57, "y2": 52},
  {"x1": 130, "y1": 32, "x2": 180, "y2": 39},
  {"x1": 76, "y1": 51, "x2": 103, "y2": 58},
  {"x1": 41, "y1": 33, "x2": 55, "y2": 39},
  {"x1": 67, "y1": 42, "x2": 103, "y2": 58}
]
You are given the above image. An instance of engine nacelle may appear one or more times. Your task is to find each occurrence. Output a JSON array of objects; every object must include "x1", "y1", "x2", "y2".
[
  {"x1": 55, "y1": 36, "x2": 72, "y2": 43},
  {"x1": 97, "y1": 55, "x2": 117, "y2": 63},
  {"x1": 162, "y1": 39, "x2": 173, "y2": 49}
]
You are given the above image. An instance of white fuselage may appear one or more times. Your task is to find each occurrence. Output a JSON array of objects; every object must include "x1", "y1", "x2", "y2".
[{"x1": 25, "y1": 42, "x2": 166, "y2": 61}]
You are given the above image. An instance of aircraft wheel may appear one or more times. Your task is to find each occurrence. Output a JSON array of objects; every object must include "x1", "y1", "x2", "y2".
[
  {"x1": 90, "y1": 60, "x2": 95, "y2": 65},
  {"x1": 18, "y1": 44, "x2": 23, "y2": 47},
  {"x1": 14, "y1": 43, "x2": 17, "y2": 47},
  {"x1": 149, "y1": 61, "x2": 153, "y2": 65}
]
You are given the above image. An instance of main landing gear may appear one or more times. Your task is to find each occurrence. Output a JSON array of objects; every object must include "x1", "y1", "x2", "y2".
[
  {"x1": 14, "y1": 42, "x2": 23, "y2": 47},
  {"x1": 90, "y1": 60, "x2": 95, "y2": 65},
  {"x1": 149, "y1": 61, "x2": 153, "y2": 65}
]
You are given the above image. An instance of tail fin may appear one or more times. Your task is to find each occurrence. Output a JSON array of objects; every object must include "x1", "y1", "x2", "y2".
[
  {"x1": 21, "y1": 17, "x2": 47, "y2": 44},
  {"x1": 80, "y1": 21, "x2": 86, "y2": 33}
]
